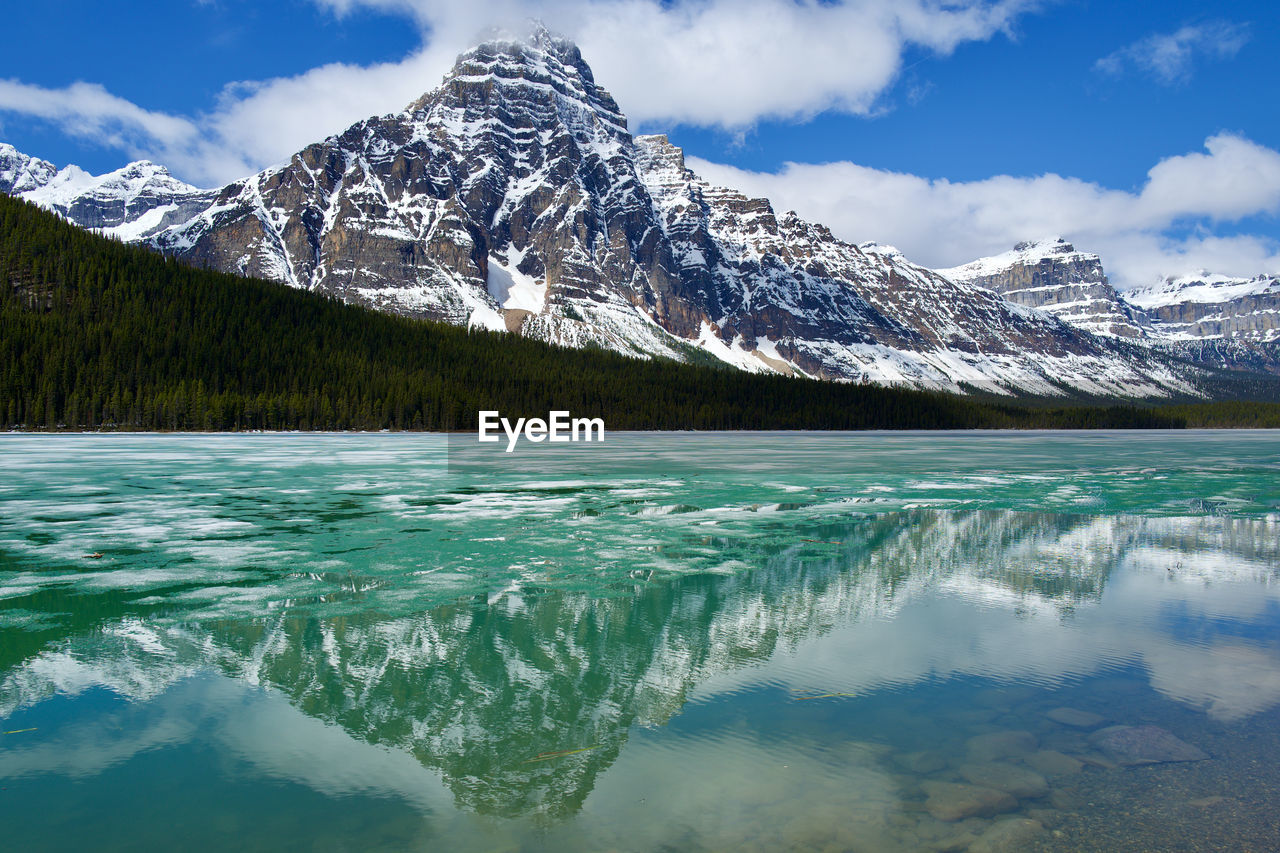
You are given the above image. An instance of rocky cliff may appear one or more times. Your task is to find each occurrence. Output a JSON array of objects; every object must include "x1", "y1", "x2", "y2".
[
  {"x1": 1128, "y1": 273, "x2": 1280, "y2": 343},
  {"x1": 937, "y1": 239, "x2": 1149, "y2": 339},
  {"x1": 943, "y1": 241, "x2": 1280, "y2": 375}
]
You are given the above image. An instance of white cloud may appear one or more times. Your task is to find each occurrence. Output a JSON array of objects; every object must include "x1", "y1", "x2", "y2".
[
  {"x1": 1095, "y1": 21, "x2": 1251, "y2": 85},
  {"x1": 0, "y1": 50, "x2": 455, "y2": 186},
  {"x1": 0, "y1": 79, "x2": 201, "y2": 160},
  {"x1": 0, "y1": 0, "x2": 1035, "y2": 184},
  {"x1": 689, "y1": 133, "x2": 1280, "y2": 287},
  {"x1": 313, "y1": 0, "x2": 1037, "y2": 126}
]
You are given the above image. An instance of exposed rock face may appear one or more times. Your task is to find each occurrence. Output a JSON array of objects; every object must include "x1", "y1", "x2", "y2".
[
  {"x1": 149, "y1": 30, "x2": 700, "y2": 362},
  {"x1": 939, "y1": 238, "x2": 1149, "y2": 339},
  {"x1": 1129, "y1": 273, "x2": 1280, "y2": 343},
  {"x1": 634, "y1": 141, "x2": 1185, "y2": 393},
  {"x1": 0, "y1": 32, "x2": 1210, "y2": 397},
  {"x1": 0, "y1": 143, "x2": 56, "y2": 195}
]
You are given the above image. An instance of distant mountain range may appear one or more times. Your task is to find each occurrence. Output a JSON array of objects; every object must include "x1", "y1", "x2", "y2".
[
  {"x1": 940, "y1": 238, "x2": 1280, "y2": 376},
  {"x1": 3, "y1": 27, "x2": 1277, "y2": 399}
]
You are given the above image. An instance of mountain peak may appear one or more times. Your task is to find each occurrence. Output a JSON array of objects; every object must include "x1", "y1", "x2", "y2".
[
  {"x1": 0, "y1": 142, "x2": 58, "y2": 195},
  {"x1": 436, "y1": 21, "x2": 595, "y2": 90},
  {"x1": 406, "y1": 23, "x2": 624, "y2": 136},
  {"x1": 463, "y1": 20, "x2": 577, "y2": 57},
  {"x1": 1012, "y1": 237, "x2": 1075, "y2": 256}
]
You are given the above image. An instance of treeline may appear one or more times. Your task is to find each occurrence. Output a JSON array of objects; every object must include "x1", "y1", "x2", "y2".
[
  {"x1": 0, "y1": 193, "x2": 1223, "y2": 432},
  {"x1": 1161, "y1": 401, "x2": 1280, "y2": 429}
]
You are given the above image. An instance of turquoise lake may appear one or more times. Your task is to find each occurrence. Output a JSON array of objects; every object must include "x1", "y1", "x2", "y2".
[{"x1": 1, "y1": 431, "x2": 1279, "y2": 851}]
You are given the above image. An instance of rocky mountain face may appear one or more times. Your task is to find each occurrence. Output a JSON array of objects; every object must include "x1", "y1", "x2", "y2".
[
  {"x1": 943, "y1": 240, "x2": 1280, "y2": 375},
  {"x1": 633, "y1": 140, "x2": 1188, "y2": 394},
  {"x1": 1128, "y1": 273, "x2": 1280, "y2": 343},
  {"x1": 938, "y1": 239, "x2": 1149, "y2": 339},
  {"x1": 0, "y1": 143, "x2": 214, "y2": 240},
  {"x1": 0, "y1": 32, "x2": 1218, "y2": 397},
  {"x1": 0, "y1": 143, "x2": 56, "y2": 195}
]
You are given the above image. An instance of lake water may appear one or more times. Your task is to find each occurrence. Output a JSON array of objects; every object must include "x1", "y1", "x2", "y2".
[{"x1": 2, "y1": 431, "x2": 1279, "y2": 851}]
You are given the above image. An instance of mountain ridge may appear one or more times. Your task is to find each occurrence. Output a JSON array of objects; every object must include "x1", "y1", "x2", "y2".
[
  {"x1": 3, "y1": 28, "x2": 1275, "y2": 398},
  {"x1": 942, "y1": 238, "x2": 1280, "y2": 376}
]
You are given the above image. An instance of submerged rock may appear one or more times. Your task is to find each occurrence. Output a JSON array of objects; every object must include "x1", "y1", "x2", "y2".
[
  {"x1": 959, "y1": 762, "x2": 1050, "y2": 799},
  {"x1": 1075, "y1": 751, "x2": 1120, "y2": 770},
  {"x1": 966, "y1": 730, "x2": 1038, "y2": 763},
  {"x1": 1025, "y1": 807, "x2": 1064, "y2": 828},
  {"x1": 922, "y1": 781, "x2": 1018, "y2": 822},
  {"x1": 1025, "y1": 749, "x2": 1085, "y2": 777},
  {"x1": 1046, "y1": 707, "x2": 1106, "y2": 728},
  {"x1": 896, "y1": 750, "x2": 949, "y2": 774},
  {"x1": 1088, "y1": 725, "x2": 1210, "y2": 766},
  {"x1": 929, "y1": 830, "x2": 982, "y2": 853},
  {"x1": 1188, "y1": 795, "x2": 1228, "y2": 808},
  {"x1": 969, "y1": 818, "x2": 1046, "y2": 853}
]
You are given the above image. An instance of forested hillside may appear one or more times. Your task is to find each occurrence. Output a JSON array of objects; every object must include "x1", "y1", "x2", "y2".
[{"x1": 0, "y1": 194, "x2": 1223, "y2": 432}]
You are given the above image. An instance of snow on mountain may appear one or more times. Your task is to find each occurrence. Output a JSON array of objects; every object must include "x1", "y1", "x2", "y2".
[
  {"x1": 633, "y1": 138, "x2": 1196, "y2": 395},
  {"x1": 1129, "y1": 272, "x2": 1280, "y2": 310},
  {"x1": 938, "y1": 238, "x2": 1150, "y2": 339},
  {"x1": 0, "y1": 142, "x2": 57, "y2": 195},
  {"x1": 1126, "y1": 273, "x2": 1280, "y2": 345},
  {"x1": 0, "y1": 29, "x2": 1215, "y2": 398},
  {"x1": 3, "y1": 148, "x2": 215, "y2": 241},
  {"x1": 944, "y1": 240, "x2": 1280, "y2": 375}
]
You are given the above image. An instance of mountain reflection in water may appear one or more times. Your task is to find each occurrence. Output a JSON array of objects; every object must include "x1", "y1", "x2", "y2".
[{"x1": 3, "y1": 508, "x2": 1278, "y2": 841}]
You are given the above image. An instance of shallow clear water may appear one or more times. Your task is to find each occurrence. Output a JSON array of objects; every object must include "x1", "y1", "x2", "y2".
[{"x1": 1, "y1": 431, "x2": 1279, "y2": 851}]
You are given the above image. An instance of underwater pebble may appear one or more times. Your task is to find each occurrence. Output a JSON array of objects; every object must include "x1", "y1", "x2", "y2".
[
  {"x1": 1049, "y1": 787, "x2": 1086, "y2": 810},
  {"x1": 1025, "y1": 807, "x2": 1064, "y2": 828},
  {"x1": 1025, "y1": 749, "x2": 1085, "y2": 777},
  {"x1": 895, "y1": 750, "x2": 949, "y2": 774},
  {"x1": 1187, "y1": 796, "x2": 1228, "y2": 808}
]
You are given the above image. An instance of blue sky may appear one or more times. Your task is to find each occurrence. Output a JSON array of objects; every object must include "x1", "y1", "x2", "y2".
[{"x1": 2, "y1": 0, "x2": 1278, "y2": 285}]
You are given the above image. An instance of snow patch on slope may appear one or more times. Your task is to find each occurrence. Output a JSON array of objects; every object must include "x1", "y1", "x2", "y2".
[
  {"x1": 937, "y1": 237, "x2": 1080, "y2": 282},
  {"x1": 1128, "y1": 274, "x2": 1280, "y2": 309},
  {"x1": 487, "y1": 250, "x2": 547, "y2": 313}
]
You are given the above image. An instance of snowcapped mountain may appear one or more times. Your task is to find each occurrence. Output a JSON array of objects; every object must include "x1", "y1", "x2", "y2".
[
  {"x1": 938, "y1": 238, "x2": 1149, "y2": 339},
  {"x1": 0, "y1": 30, "x2": 1222, "y2": 397},
  {"x1": 943, "y1": 239, "x2": 1280, "y2": 376},
  {"x1": 0, "y1": 143, "x2": 56, "y2": 195},
  {"x1": 0, "y1": 142, "x2": 214, "y2": 241},
  {"x1": 1128, "y1": 272, "x2": 1280, "y2": 343}
]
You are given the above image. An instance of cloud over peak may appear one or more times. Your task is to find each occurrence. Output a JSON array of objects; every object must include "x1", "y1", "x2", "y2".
[
  {"x1": 0, "y1": 1, "x2": 1036, "y2": 185},
  {"x1": 690, "y1": 132, "x2": 1280, "y2": 287}
]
